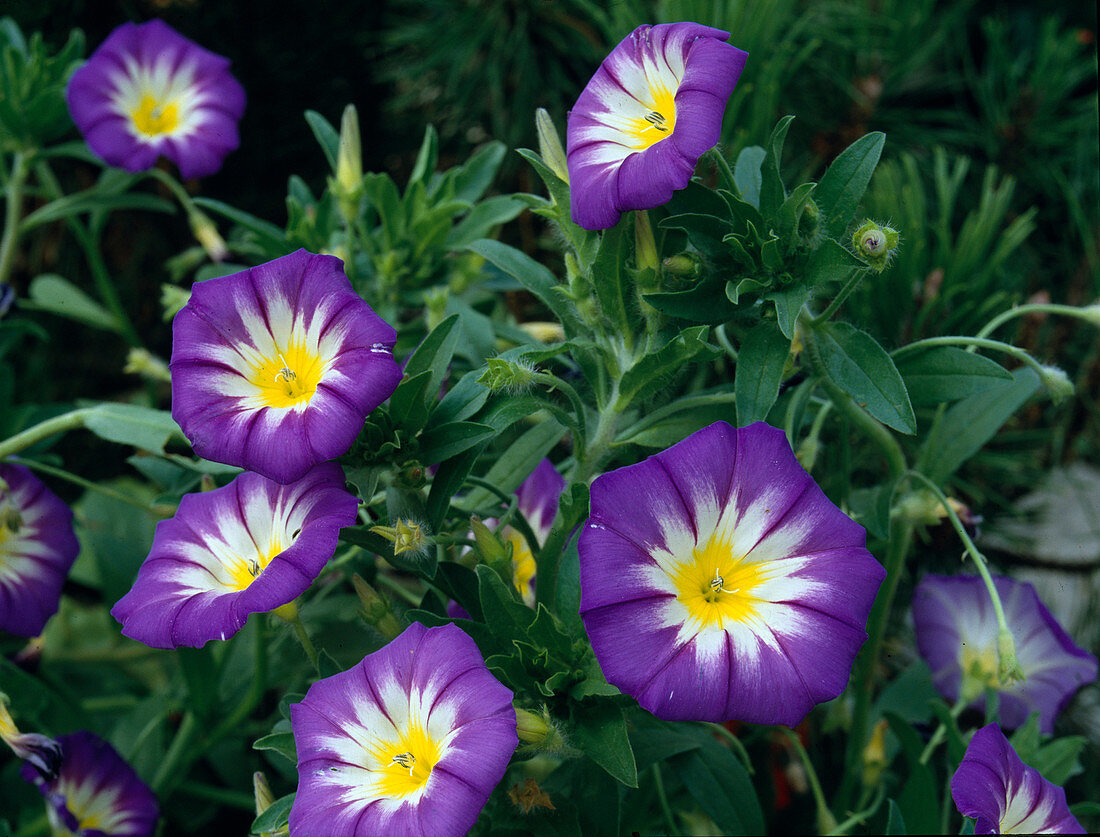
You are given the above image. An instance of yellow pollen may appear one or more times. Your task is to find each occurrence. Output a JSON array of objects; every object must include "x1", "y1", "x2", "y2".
[
  {"x1": 670, "y1": 532, "x2": 766, "y2": 629},
  {"x1": 251, "y1": 344, "x2": 323, "y2": 408},
  {"x1": 624, "y1": 84, "x2": 677, "y2": 151},
  {"x1": 959, "y1": 643, "x2": 1003, "y2": 697},
  {"x1": 372, "y1": 723, "x2": 440, "y2": 798},
  {"x1": 131, "y1": 93, "x2": 179, "y2": 136},
  {"x1": 225, "y1": 538, "x2": 285, "y2": 592}
]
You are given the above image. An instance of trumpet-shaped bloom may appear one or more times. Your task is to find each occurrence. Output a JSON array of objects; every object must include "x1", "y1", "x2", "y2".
[
  {"x1": 951, "y1": 724, "x2": 1084, "y2": 834},
  {"x1": 579, "y1": 421, "x2": 884, "y2": 725},
  {"x1": 0, "y1": 464, "x2": 80, "y2": 637},
  {"x1": 170, "y1": 250, "x2": 401, "y2": 484},
  {"x1": 20, "y1": 731, "x2": 159, "y2": 837},
  {"x1": 566, "y1": 22, "x2": 748, "y2": 230},
  {"x1": 111, "y1": 463, "x2": 356, "y2": 648},
  {"x1": 912, "y1": 574, "x2": 1097, "y2": 734},
  {"x1": 66, "y1": 19, "x2": 245, "y2": 178},
  {"x1": 290, "y1": 622, "x2": 517, "y2": 836}
]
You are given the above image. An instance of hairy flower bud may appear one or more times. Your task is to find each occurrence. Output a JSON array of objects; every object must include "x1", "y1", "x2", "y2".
[
  {"x1": 514, "y1": 706, "x2": 566, "y2": 754},
  {"x1": 997, "y1": 627, "x2": 1025, "y2": 685},
  {"x1": 123, "y1": 348, "x2": 172, "y2": 383},
  {"x1": 334, "y1": 104, "x2": 363, "y2": 221},
  {"x1": 535, "y1": 108, "x2": 569, "y2": 184},
  {"x1": 851, "y1": 220, "x2": 899, "y2": 272},
  {"x1": 188, "y1": 209, "x2": 229, "y2": 262},
  {"x1": 662, "y1": 253, "x2": 700, "y2": 277},
  {"x1": 253, "y1": 771, "x2": 275, "y2": 816},
  {"x1": 476, "y1": 357, "x2": 537, "y2": 393},
  {"x1": 351, "y1": 574, "x2": 405, "y2": 640},
  {"x1": 1038, "y1": 364, "x2": 1074, "y2": 403},
  {"x1": 371, "y1": 518, "x2": 430, "y2": 557}
]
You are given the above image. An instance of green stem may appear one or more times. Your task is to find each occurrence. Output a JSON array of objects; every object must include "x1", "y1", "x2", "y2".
[
  {"x1": 289, "y1": 613, "x2": 320, "y2": 672},
  {"x1": 375, "y1": 570, "x2": 426, "y2": 607},
  {"x1": 0, "y1": 408, "x2": 91, "y2": 460},
  {"x1": 0, "y1": 150, "x2": 30, "y2": 287},
  {"x1": 976, "y1": 302, "x2": 1100, "y2": 340},
  {"x1": 892, "y1": 336, "x2": 1048, "y2": 381},
  {"x1": 153, "y1": 711, "x2": 200, "y2": 793},
  {"x1": 802, "y1": 322, "x2": 906, "y2": 481},
  {"x1": 918, "y1": 693, "x2": 968, "y2": 765},
  {"x1": 143, "y1": 166, "x2": 200, "y2": 213},
  {"x1": 705, "y1": 722, "x2": 755, "y2": 774},
  {"x1": 779, "y1": 727, "x2": 837, "y2": 833},
  {"x1": 811, "y1": 269, "x2": 866, "y2": 326},
  {"x1": 9, "y1": 456, "x2": 157, "y2": 512},
  {"x1": 533, "y1": 371, "x2": 588, "y2": 451},
  {"x1": 573, "y1": 393, "x2": 620, "y2": 484},
  {"x1": 826, "y1": 786, "x2": 885, "y2": 836},
  {"x1": 651, "y1": 764, "x2": 678, "y2": 836},
  {"x1": 714, "y1": 323, "x2": 738, "y2": 361}
]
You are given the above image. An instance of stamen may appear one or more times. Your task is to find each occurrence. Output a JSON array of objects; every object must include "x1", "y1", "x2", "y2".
[
  {"x1": 643, "y1": 110, "x2": 669, "y2": 132},
  {"x1": 389, "y1": 752, "x2": 415, "y2": 777},
  {"x1": 273, "y1": 353, "x2": 296, "y2": 383},
  {"x1": 709, "y1": 568, "x2": 738, "y2": 595},
  {"x1": 247, "y1": 558, "x2": 261, "y2": 577}
]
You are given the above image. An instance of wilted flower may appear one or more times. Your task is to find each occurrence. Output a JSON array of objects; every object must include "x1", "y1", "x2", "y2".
[
  {"x1": 170, "y1": 250, "x2": 401, "y2": 484},
  {"x1": 951, "y1": 724, "x2": 1084, "y2": 834},
  {"x1": 66, "y1": 19, "x2": 245, "y2": 178},
  {"x1": 111, "y1": 464, "x2": 356, "y2": 648},
  {"x1": 1, "y1": 696, "x2": 62, "y2": 780},
  {"x1": 20, "y1": 731, "x2": 159, "y2": 837},
  {"x1": 0, "y1": 464, "x2": 80, "y2": 637},
  {"x1": 912, "y1": 574, "x2": 1097, "y2": 733},
  {"x1": 290, "y1": 622, "x2": 517, "y2": 836},
  {"x1": 579, "y1": 421, "x2": 885, "y2": 724},
  {"x1": 566, "y1": 23, "x2": 748, "y2": 230}
]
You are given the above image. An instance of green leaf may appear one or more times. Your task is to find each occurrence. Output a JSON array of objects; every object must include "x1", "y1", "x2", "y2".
[
  {"x1": 642, "y1": 275, "x2": 738, "y2": 324},
  {"x1": 615, "y1": 326, "x2": 719, "y2": 410},
  {"x1": 759, "y1": 115, "x2": 794, "y2": 220},
  {"x1": 884, "y1": 712, "x2": 939, "y2": 835},
  {"x1": 20, "y1": 191, "x2": 174, "y2": 231},
  {"x1": 615, "y1": 388, "x2": 736, "y2": 448},
  {"x1": 192, "y1": 197, "x2": 288, "y2": 252},
  {"x1": 477, "y1": 564, "x2": 535, "y2": 640},
  {"x1": 777, "y1": 182, "x2": 816, "y2": 239},
  {"x1": 815, "y1": 131, "x2": 886, "y2": 240},
  {"x1": 407, "y1": 124, "x2": 439, "y2": 192},
  {"x1": 672, "y1": 730, "x2": 764, "y2": 834},
  {"x1": 805, "y1": 237, "x2": 864, "y2": 286},
  {"x1": 453, "y1": 140, "x2": 506, "y2": 204},
  {"x1": 627, "y1": 716, "x2": 701, "y2": 771},
  {"x1": 894, "y1": 346, "x2": 1012, "y2": 406},
  {"x1": 725, "y1": 276, "x2": 770, "y2": 305},
  {"x1": 83, "y1": 403, "x2": 184, "y2": 453},
  {"x1": 389, "y1": 370, "x2": 432, "y2": 432},
  {"x1": 416, "y1": 421, "x2": 495, "y2": 463},
  {"x1": 733, "y1": 145, "x2": 766, "y2": 208},
  {"x1": 446, "y1": 195, "x2": 525, "y2": 249},
  {"x1": 428, "y1": 372, "x2": 490, "y2": 427},
  {"x1": 403, "y1": 313, "x2": 460, "y2": 406},
  {"x1": 516, "y1": 148, "x2": 597, "y2": 265},
  {"x1": 885, "y1": 799, "x2": 907, "y2": 835},
  {"x1": 571, "y1": 700, "x2": 638, "y2": 787},
  {"x1": 736, "y1": 322, "x2": 791, "y2": 426},
  {"x1": 592, "y1": 220, "x2": 631, "y2": 334},
  {"x1": 362, "y1": 173, "x2": 404, "y2": 246},
  {"x1": 816, "y1": 323, "x2": 916, "y2": 434},
  {"x1": 467, "y1": 239, "x2": 580, "y2": 334},
  {"x1": 767, "y1": 284, "x2": 809, "y2": 340},
  {"x1": 28, "y1": 274, "x2": 120, "y2": 332},
  {"x1": 457, "y1": 418, "x2": 564, "y2": 513},
  {"x1": 1029, "y1": 736, "x2": 1087, "y2": 786},
  {"x1": 253, "y1": 732, "x2": 297, "y2": 763},
  {"x1": 921, "y1": 367, "x2": 1040, "y2": 482},
  {"x1": 251, "y1": 793, "x2": 294, "y2": 835},
  {"x1": 304, "y1": 109, "x2": 340, "y2": 171}
]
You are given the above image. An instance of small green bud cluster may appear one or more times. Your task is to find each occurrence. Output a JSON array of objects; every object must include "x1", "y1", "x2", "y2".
[
  {"x1": 851, "y1": 220, "x2": 900, "y2": 272},
  {"x1": 352, "y1": 574, "x2": 405, "y2": 641},
  {"x1": 476, "y1": 357, "x2": 537, "y2": 393}
]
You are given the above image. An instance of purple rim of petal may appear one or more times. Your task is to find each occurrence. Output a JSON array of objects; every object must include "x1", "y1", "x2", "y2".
[
  {"x1": 111, "y1": 464, "x2": 356, "y2": 648},
  {"x1": 566, "y1": 23, "x2": 748, "y2": 230},
  {"x1": 580, "y1": 421, "x2": 884, "y2": 724},
  {"x1": 20, "y1": 731, "x2": 159, "y2": 837},
  {"x1": 0, "y1": 464, "x2": 80, "y2": 636},
  {"x1": 913, "y1": 574, "x2": 1098, "y2": 733},
  {"x1": 66, "y1": 19, "x2": 245, "y2": 178},
  {"x1": 515, "y1": 459, "x2": 565, "y2": 542},
  {"x1": 951, "y1": 724, "x2": 1085, "y2": 834},
  {"x1": 170, "y1": 250, "x2": 401, "y2": 484},
  {"x1": 290, "y1": 623, "x2": 516, "y2": 837}
]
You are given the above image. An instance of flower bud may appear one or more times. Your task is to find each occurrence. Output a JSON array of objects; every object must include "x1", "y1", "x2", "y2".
[
  {"x1": 519, "y1": 321, "x2": 565, "y2": 343},
  {"x1": 470, "y1": 516, "x2": 509, "y2": 565},
  {"x1": 535, "y1": 108, "x2": 569, "y2": 184},
  {"x1": 199, "y1": 474, "x2": 217, "y2": 493},
  {"x1": 1081, "y1": 302, "x2": 1100, "y2": 328},
  {"x1": 161, "y1": 284, "x2": 191, "y2": 321},
  {"x1": 851, "y1": 220, "x2": 899, "y2": 272},
  {"x1": 634, "y1": 210, "x2": 659, "y2": 274},
  {"x1": 476, "y1": 357, "x2": 537, "y2": 393},
  {"x1": 123, "y1": 348, "x2": 172, "y2": 383},
  {"x1": 253, "y1": 771, "x2": 275, "y2": 816},
  {"x1": 662, "y1": 253, "x2": 700, "y2": 276},
  {"x1": 371, "y1": 519, "x2": 430, "y2": 557},
  {"x1": 334, "y1": 104, "x2": 364, "y2": 221},
  {"x1": 861, "y1": 719, "x2": 889, "y2": 788},
  {"x1": 188, "y1": 209, "x2": 229, "y2": 262},
  {"x1": 1038, "y1": 364, "x2": 1074, "y2": 403},
  {"x1": 514, "y1": 706, "x2": 565, "y2": 754},
  {"x1": 352, "y1": 574, "x2": 405, "y2": 640},
  {"x1": 997, "y1": 627, "x2": 1025, "y2": 685},
  {"x1": 0, "y1": 697, "x2": 62, "y2": 780}
]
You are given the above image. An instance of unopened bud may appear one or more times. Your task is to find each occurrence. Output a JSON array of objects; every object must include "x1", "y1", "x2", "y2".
[
  {"x1": 334, "y1": 104, "x2": 364, "y2": 221},
  {"x1": 1038, "y1": 364, "x2": 1074, "y2": 403},
  {"x1": 253, "y1": 771, "x2": 275, "y2": 816},
  {"x1": 188, "y1": 210, "x2": 229, "y2": 262},
  {"x1": 1081, "y1": 302, "x2": 1100, "y2": 328},
  {"x1": 476, "y1": 357, "x2": 537, "y2": 393},
  {"x1": 0, "y1": 697, "x2": 61, "y2": 781},
  {"x1": 199, "y1": 474, "x2": 217, "y2": 493},
  {"x1": 424, "y1": 287, "x2": 449, "y2": 331},
  {"x1": 161, "y1": 284, "x2": 191, "y2": 321},
  {"x1": 535, "y1": 108, "x2": 569, "y2": 184},
  {"x1": 470, "y1": 516, "x2": 509, "y2": 565},
  {"x1": 997, "y1": 628, "x2": 1025, "y2": 685},
  {"x1": 371, "y1": 519, "x2": 430, "y2": 557},
  {"x1": 634, "y1": 210, "x2": 658, "y2": 273},
  {"x1": 861, "y1": 719, "x2": 889, "y2": 788},
  {"x1": 662, "y1": 253, "x2": 700, "y2": 276},
  {"x1": 123, "y1": 348, "x2": 171, "y2": 383},
  {"x1": 799, "y1": 197, "x2": 822, "y2": 239},
  {"x1": 519, "y1": 321, "x2": 565, "y2": 343},
  {"x1": 514, "y1": 706, "x2": 565, "y2": 753},
  {"x1": 352, "y1": 574, "x2": 405, "y2": 640},
  {"x1": 851, "y1": 220, "x2": 899, "y2": 272}
]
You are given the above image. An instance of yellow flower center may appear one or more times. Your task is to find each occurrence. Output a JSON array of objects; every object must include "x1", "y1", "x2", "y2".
[
  {"x1": 371, "y1": 722, "x2": 441, "y2": 798},
  {"x1": 959, "y1": 643, "x2": 1003, "y2": 699},
  {"x1": 250, "y1": 343, "x2": 323, "y2": 408},
  {"x1": 504, "y1": 527, "x2": 537, "y2": 605},
  {"x1": 624, "y1": 85, "x2": 677, "y2": 151},
  {"x1": 131, "y1": 93, "x2": 180, "y2": 136},
  {"x1": 670, "y1": 530, "x2": 767, "y2": 629},
  {"x1": 225, "y1": 538, "x2": 285, "y2": 592}
]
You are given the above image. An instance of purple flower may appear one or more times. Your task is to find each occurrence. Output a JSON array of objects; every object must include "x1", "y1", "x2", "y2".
[
  {"x1": 0, "y1": 463, "x2": 80, "y2": 636},
  {"x1": 952, "y1": 724, "x2": 1084, "y2": 834},
  {"x1": 290, "y1": 622, "x2": 517, "y2": 836},
  {"x1": 170, "y1": 250, "x2": 401, "y2": 484},
  {"x1": 579, "y1": 421, "x2": 885, "y2": 725},
  {"x1": 66, "y1": 19, "x2": 245, "y2": 178},
  {"x1": 20, "y1": 731, "x2": 159, "y2": 837},
  {"x1": 111, "y1": 463, "x2": 356, "y2": 648},
  {"x1": 1, "y1": 699, "x2": 62, "y2": 780},
  {"x1": 566, "y1": 22, "x2": 747, "y2": 230},
  {"x1": 0, "y1": 283, "x2": 14, "y2": 319},
  {"x1": 913, "y1": 574, "x2": 1097, "y2": 734}
]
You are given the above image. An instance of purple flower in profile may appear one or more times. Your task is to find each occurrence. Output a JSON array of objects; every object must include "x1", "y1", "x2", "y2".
[
  {"x1": 20, "y1": 731, "x2": 159, "y2": 837},
  {"x1": 0, "y1": 463, "x2": 80, "y2": 636},
  {"x1": 111, "y1": 463, "x2": 356, "y2": 648},
  {"x1": 952, "y1": 724, "x2": 1084, "y2": 834},
  {"x1": 170, "y1": 250, "x2": 401, "y2": 484},
  {"x1": 66, "y1": 19, "x2": 245, "y2": 178},
  {"x1": 566, "y1": 23, "x2": 748, "y2": 230},
  {"x1": 579, "y1": 421, "x2": 885, "y2": 725},
  {"x1": 1, "y1": 698, "x2": 62, "y2": 780},
  {"x1": 290, "y1": 622, "x2": 517, "y2": 836},
  {"x1": 913, "y1": 574, "x2": 1097, "y2": 734}
]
